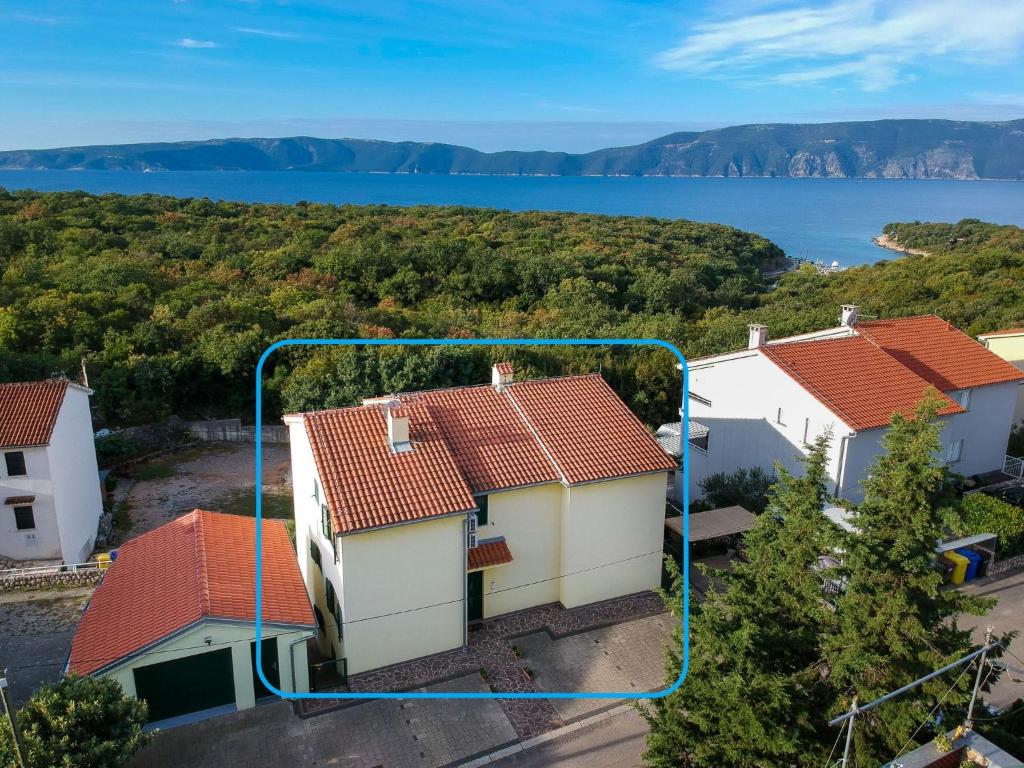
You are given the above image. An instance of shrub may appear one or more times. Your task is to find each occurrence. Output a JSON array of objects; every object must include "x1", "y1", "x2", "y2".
[
  {"x1": 0, "y1": 675, "x2": 150, "y2": 768},
  {"x1": 698, "y1": 466, "x2": 774, "y2": 513},
  {"x1": 959, "y1": 493, "x2": 1024, "y2": 557}
]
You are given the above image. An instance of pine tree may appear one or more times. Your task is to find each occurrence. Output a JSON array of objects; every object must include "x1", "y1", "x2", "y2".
[
  {"x1": 641, "y1": 435, "x2": 840, "y2": 767},
  {"x1": 824, "y1": 391, "x2": 992, "y2": 764}
]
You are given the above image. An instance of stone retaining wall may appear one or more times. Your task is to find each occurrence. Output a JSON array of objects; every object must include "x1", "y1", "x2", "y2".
[
  {"x1": 990, "y1": 553, "x2": 1024, "y2": 576},
  {"x1": 0, "y1": 569, "x2": 102, "y2": 593}
]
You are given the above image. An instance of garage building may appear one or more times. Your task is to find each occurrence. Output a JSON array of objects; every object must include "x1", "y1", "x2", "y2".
[{"x1": 68, "y1": 509, "x2": 315, "y2": 726}]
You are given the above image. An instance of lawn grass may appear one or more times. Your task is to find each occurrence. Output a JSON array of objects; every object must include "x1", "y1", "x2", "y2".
[{"x1": 211, "y1": 489, "x2": 293, "y2": 519}]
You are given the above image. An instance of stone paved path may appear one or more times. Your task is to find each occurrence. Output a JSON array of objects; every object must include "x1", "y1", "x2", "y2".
[{"x1": 300, "y1": 592, "x2": 665, "y2": 739}]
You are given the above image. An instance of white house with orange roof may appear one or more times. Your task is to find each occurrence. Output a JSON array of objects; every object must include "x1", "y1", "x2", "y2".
[
  {"x1": 978, "y1": 327, "x2": 1024, "y2": 429},
  {"x1": 0, "y1": 379, "x2": 103, "y2": 563},
  {"x1": 68, "y1": 510, "x2": 315, "y2": 725},
  {"x1": 678, "y1": 307, "x2": 1023, "y2": 503},
  {"x1": 284, "y1": 367, "x2": 676, "y2": 676}
]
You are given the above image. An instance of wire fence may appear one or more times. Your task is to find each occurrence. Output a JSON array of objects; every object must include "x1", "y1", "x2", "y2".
[{"x1": 185, "y1": 419, "x2": 289, "y2": 444}]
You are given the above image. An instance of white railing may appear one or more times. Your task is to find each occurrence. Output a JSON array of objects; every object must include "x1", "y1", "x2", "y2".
[
  {"x1": 0, "y1": 559, "x2": 102, "y2": 580},
  {"x1": 1005, "y1": 454, "x2": 1024, "y2": 481}
]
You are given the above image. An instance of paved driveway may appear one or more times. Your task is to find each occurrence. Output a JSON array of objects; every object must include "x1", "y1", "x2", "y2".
[
  {"x1": 961, "y1": 569, "x2": 1024, "y2": 709},
  {"x1": 0, "y1": 588, "x2": 91, "y2": 707}
]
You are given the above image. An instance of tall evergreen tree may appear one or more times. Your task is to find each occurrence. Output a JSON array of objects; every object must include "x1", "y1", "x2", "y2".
[
  {"x1": 642, "y1": 435, "x2": 840, "y2": 767},
  {"x1": 824, "y1": 391, "x2": 992, "y2": 764}
]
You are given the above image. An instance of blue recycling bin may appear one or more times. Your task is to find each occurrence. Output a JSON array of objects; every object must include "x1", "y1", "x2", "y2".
[{"x1": 956, "y1": 548, "x2": 982, "y2": 581}]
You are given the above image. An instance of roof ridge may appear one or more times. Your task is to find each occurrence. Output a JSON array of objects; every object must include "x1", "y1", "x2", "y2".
[
  {"x1": 191, "y1": 510, "x2": 212, "y2": 617},
  {"x1": 501, "y1": 388, "x2": 568, "y2": 484}
]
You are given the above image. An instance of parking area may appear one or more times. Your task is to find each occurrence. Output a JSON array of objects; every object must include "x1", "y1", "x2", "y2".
[
  {"x1": 961, "y1": 568, "x2": 1024, "y2": 710},
  {"x1": 0, "y1": 587, "x2": 92, "y2": 707}
]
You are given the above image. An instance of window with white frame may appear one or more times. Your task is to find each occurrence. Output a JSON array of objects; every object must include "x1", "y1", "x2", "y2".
[{"x1": 946, "y1": 439, "x2": 964, "y2": 464}]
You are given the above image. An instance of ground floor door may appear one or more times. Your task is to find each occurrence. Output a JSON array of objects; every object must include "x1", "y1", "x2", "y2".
[
  {"x1": 133, "y1": 648, "x2": 235, "y2": 722},
  {"x1": 467, "y1": 570, "x2": 483, "y2": 622},
  {"x1": 250, "y1": 637, "x2": 280, "y2": 700}
]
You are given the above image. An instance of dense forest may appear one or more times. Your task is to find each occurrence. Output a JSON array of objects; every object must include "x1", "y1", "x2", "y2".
[
  {"x1": 1, "y1": 188, "x2": 1021, "y2": 428},
  {"x1": 0, "y1": 188, "x2": 783, "y2": 426}
]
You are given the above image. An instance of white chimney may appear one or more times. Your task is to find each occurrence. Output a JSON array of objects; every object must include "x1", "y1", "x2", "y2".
[
  {"x1": 386, "y1": 400, "x2": 411, "y2": 453},
  {"x1": 841, "y1": 304, "x2": 859, "y2": 327},
  {"x1": 492, "y1": 362, "x2": 514, "y2": 391},
  {"x1": 748, "y1": 324, "x2": 768, "y2": 349}
]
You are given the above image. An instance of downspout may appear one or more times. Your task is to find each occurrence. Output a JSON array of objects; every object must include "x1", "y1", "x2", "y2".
[{"x1": 462, "y1": 514, "x2": 468, "y2": 652}]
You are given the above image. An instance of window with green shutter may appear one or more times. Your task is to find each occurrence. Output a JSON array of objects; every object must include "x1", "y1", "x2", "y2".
[
  {"x1": 321, "y1": 503, "x2": 331, "y2": 539},
  {"x1": 475, "y1": 495, "x2": 488, "y2": 525},
  {"x1": 309, "y1": 539, "x2": 322, "y2": 570}
]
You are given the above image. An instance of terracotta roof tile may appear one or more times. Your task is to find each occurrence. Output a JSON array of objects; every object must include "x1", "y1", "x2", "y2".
[
  {"x1": 468, "y1": 537, "x2": 513, "y2": 571},
  {"x1": 69, "y1": 510, "x2": 313, "y2": 676},
  {"x1": 507, "y1": 375, "x2": 678, "y2": 484},
  {"x1": 0, "y1": 379, "x2": 70, "y2": 447},
  {"x1": 857, "y1": 315, "x2": 1024, "y2": 391},
  {"x1": 304, "y1": 402, "x2": 477, "y2": 534},
  {"x1": 763, "y1": 336, "x2": 964, "y2": 431},
  {"x1": 494, "y1": 362, "x2": 514, "y2": 375}
]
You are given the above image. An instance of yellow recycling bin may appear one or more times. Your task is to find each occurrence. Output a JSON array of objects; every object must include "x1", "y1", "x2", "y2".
[
  {"x1": 945, "y1": 551, "x2": 969, "y2": 585},
  {"x1": 96, "y1": 552, "x2": 112, "y2": 571}
]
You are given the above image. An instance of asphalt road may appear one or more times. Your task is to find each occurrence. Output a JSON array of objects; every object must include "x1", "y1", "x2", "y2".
[
  {"x1": 491, "y1": 708, "x2": 648, "y2": 768},
  {"x1": 962, "y1": 568, "x2": 1024, "y2": 709}
]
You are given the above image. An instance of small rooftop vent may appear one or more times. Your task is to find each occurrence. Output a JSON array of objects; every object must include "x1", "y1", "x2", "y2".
[
  {"x1": 386, "y1": 400, "x2": 412, "y2": 453},
  {"x1": 492, "y1": 362, "x2": 514, "y2": 391}
]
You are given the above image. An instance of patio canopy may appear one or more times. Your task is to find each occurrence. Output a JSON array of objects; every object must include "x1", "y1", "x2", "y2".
[{"x1": 665, "y1": 505, "x2": 757, "y2": 543}]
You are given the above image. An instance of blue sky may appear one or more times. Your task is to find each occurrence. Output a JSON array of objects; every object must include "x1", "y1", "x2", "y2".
[{"x1": 1, "y1": 0, "x2": 1023, "y2": 151}]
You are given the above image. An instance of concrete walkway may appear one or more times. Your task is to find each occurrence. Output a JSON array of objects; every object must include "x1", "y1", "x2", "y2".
[{"x1": 961, "y1": 568, "x2": 1024, "y2": 709}]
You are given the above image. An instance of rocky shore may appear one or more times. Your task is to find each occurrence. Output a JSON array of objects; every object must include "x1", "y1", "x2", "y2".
[{"x1": 873, "y1": 233, "x2": 932, "y2": 257}]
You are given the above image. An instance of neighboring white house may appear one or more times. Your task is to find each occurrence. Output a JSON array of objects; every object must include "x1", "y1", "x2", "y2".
[
  {"x1": 0, "y1": 379, "x2": 104, "y2": 563},
  {"x1": 284, "y1": 367, "x2": 676, "y2": 676},
  {"x1": 69, "y1": 510, "x2": 315, "y2": 726},
  {"x1": 671, "y1": 308, "x2": 1023, "y2": 504},
  {"x1": 978, "y1": 327, "x2": 1024, "y2": 429}
]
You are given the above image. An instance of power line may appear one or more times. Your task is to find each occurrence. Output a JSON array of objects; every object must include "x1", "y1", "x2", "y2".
[{"x1": 890, "y1": 661, "x2": 974, "y2": 762}]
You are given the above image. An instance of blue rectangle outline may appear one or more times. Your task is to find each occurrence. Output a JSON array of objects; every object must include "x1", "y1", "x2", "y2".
[{"x1": 254, "y1": 338, "x2": 689, "y2": 700}]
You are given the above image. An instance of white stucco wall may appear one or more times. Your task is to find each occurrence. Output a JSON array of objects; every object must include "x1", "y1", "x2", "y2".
[
  {"x1": 558, "y1": 472, "x2": 667, "y2": 608},
  {"x1": 478, "y1": 483, "x2": 561, "y2": 618},
  {"x1": 101, "y1": 621, "x2": 312, "y2": 713},
  {"x1": 687, "y1": 352, "x2": 851, "y2": 501},
  {"x1": 0, "y1": 445, "x2": 61, "y2": 560},
  {"x1": 48, "y1": 386, "x2": 103, "y2": 563},
  {"x1": 942, "y1": 382, "x2": 1019, "y2": 477},
  {"x1": 339, "y1": 515, "x2": 465, "y2": 675},
  {"x1": 981, "y1": 335, "x2": 1024, "y2": 427}
]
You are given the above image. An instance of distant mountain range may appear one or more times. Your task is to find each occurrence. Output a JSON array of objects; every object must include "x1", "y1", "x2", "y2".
[{"x1": 3, "y1": 119, "x2": 1023, "y2": 179}]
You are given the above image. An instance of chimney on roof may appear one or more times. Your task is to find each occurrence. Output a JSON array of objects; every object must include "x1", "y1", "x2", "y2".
[
  {"x1": 841, "y1": 304, "x2": 859, "y2": 327},
  {"x1": 748, "y1": 324, "x2": 768, "y2": 350},
  {"x1": 492, "y1": 362, "x2": 514, "y2": 392},
  {"x1": 385, "y1": 400, "x2": 412, "y2": 453}
]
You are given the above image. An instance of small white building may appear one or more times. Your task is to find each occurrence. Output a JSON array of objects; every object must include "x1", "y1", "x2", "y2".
[
  {"x1": 0, "y1": 379, "x2": 104, "y2": 563},
  {"x1": 679, "y1": 309, "x2": 1023, "y2": 504},
  {"x1": 284, "y1": 367, "x2": 676, "y2": 676}
]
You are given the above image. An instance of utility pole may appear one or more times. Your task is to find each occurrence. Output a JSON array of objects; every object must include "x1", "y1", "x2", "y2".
[
  {"x1": 965, "y1": 625, "x2": 994, "y2": 730},
  {"x1": 840, "y1": 697, "x2": 857, "y2": 768},
  {"x1": 0, "y1": 669, "x2": 26, "y2": 768}
]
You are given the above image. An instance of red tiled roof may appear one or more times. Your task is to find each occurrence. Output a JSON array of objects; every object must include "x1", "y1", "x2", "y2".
[
  {"x1": 507, "y1": 374, "x2": 678, "y2": 485},
  {"x1": 297, "y1": 374, "x2": 676, "y2": 535},
  {"x1": 494, "y1": 362, "x2": 514, "y2": 375},
  {"x1": 763, "y1": 336, "x2": 964, "y2": 432},
  {"x1": 468, "y1": 537, "x2": 513, "y2": 571},
  {"x1": 305, "y1": 402, "x2": 477, "y2": 534},
  {"x1": 857, "y1": 315, "x2": 1024, "y2": 391},
  {"x1": 415, "y1": 386, "x2": 559, "y2": 493},
  {"x1": 0, "y1": 379, "x2": 69, "y2": 448},
  {"x1": 69, "y1": 510, "x2": 314, "y2": 676},
  {"x1": 979, "y1": 327, "x2": 1024, "y2": 339}
]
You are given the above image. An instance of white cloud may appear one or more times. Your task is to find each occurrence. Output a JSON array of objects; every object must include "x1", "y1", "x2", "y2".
[
  {"x1": 235, "y1": 27, "x2": 300, "y2": 39},
  {"x1": 176, "y1": 37, "x2": 217, "y2": 49},
  {"x1": 655, "y1": 0, "x2": 1024, "y2": 91}
]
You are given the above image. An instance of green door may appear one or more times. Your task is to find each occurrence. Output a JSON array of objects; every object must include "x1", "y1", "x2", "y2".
[
  {"x1": 467, "y1": 571, "x2": 484, "y2": 622},
  {"x1": 250, "y1": 637, "x2": 280, "y2": 700},
  {"x1": 133, "y1": 648, "x2": 235, "y2": 722}
]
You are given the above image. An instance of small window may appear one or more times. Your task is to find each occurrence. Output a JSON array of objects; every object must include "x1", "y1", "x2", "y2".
[
  {"x1": 321, "y1": 503, "x2": 332, "y2": 540},
  {"x1": 476, "y1": 496, "x2": 489, "y2": 526},
  {"x1": 310, "y1": 539, "x2": 322, "y2": 569},
  {"x1": 13, "y1": 506, "x2": 34, "y2": 531},
  {"x1": 5, "y1": 452, "x2": 26, "y2": 477},
  {"x1": 955, "y1": 390, "x2": 972, "y2": 410},
  {"x1": 313, "y1": 477, "x2": 320, "y2": 502},
  {"x1": 946, "y1": 438, "x2": 964, "y2": 464},
  {"x1": 689, "y1": 433, "x2": 710, "y2": 453},
  {"x1": 325, "y1": 579, "x2": 337, "y2": 617},
  {"x1": 313, "y1": 605, "x2": 325, "y2": 632}
]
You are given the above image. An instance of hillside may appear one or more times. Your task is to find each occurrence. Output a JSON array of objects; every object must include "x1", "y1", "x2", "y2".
[{"x1": 2, "y1": 118, "x2": 1024, "y2": 179}]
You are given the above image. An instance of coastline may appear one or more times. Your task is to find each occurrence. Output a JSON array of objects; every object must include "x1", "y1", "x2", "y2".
[{"x1": 873, "y1": 233, "x2": 932, "y2": 257}]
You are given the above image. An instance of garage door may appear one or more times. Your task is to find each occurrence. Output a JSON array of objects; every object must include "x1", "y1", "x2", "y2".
[{"x1": 133, "y1": 648, "x2": 236, "y2": 722}]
